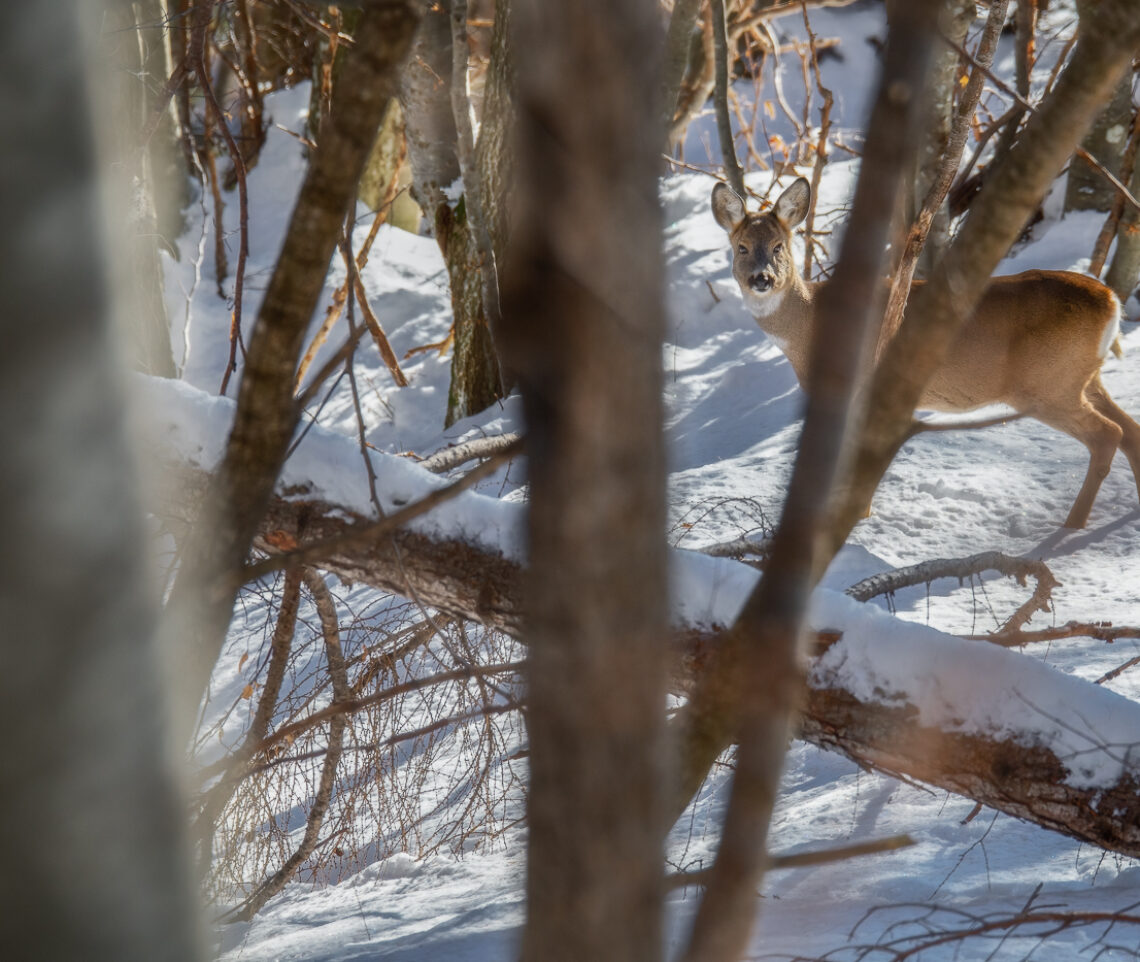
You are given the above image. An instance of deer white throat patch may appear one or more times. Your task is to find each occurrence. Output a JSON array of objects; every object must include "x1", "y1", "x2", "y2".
[{"x1": 744, "y1": 287, "x2": 786, "y2": 319}]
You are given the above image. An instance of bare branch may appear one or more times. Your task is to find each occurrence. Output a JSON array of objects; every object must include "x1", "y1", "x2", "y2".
[
  {"x1": 846, "y1": 550, "x2": 1059, "y2": 634},
  {"x1": 800, "y1": 4, "x2": 833, "y2": 282},
  {"x1": 711, "y1": 0, "x2": 745, "y2": 196},
  {"x1": 238, "y1": 659, "x2": 523, "y2": 763},
  {"x1": 294, "y1": 203, "x2": 390, "y2": 394},
  {"x1": 667, "y1": 832, "x2": 915, "y2": 887},
  {"x1": 941, "y1": 30, "x2": 1140, "y2": 215},
  {"x1": 965, "y1": 620, "x2": 1140, "y2": 649},
  {"x1": 221, "y1": 569, "x2": 350, "y2": 922},
  {"x1": 694, "y1": 534, "x2": 773, "y2": 563},
  {"x1": 417, "y1": 432, "x2": 523, "y2": 473},
  {"x1": 342, "y1": 233, "x2": 408, "y2": 386}
]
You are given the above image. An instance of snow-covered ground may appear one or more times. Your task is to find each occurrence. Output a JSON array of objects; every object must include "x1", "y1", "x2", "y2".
[{"x1": 144, "y1": 3, "x2": 1140, "y2": 958}]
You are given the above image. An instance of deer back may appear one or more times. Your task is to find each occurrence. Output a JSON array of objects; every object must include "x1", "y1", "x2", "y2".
[{"x1": 920, "y1": 269, "x2": 1122, "y2": 413}]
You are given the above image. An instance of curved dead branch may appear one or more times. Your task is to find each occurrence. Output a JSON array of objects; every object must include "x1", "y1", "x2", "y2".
[
  {"x1": 223, "y1": 569, "x2": 350, "y2": 922},
  {"x1": 846, "y1": 550, "x2": 1059, "y2": 634}
]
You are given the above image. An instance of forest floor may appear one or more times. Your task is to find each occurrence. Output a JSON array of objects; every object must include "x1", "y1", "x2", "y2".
[{"x1": 150, "y1": 3, "x2": 1140, "y2": 957}]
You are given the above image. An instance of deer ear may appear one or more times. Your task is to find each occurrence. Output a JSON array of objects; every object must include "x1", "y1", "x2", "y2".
[
  {"x1": 712, "y1": 183, "x2": 746, "y2": 233},
  {"x1": 773, "y1": 177, "x2": 811, "y2": 228}
]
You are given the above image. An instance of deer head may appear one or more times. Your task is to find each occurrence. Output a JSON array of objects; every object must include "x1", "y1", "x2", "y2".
[{"x1": 712, "y1": 178, "x2": 810, "y2": 318}]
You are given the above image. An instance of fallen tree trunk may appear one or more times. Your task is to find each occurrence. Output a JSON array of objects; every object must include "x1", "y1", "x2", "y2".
[
  {"x1": 158, "y1": 457, "x2": 1140, "y2": 860},
  {"x1": 800, "y1": 687, "x2": 1140, "y2": 856},
  {"x1": 161, "y1": 461, "x2": 525, "y2": 636}
]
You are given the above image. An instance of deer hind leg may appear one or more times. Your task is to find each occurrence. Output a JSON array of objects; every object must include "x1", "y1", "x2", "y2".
[
  {"x1": 1035, "y1": 394, "x2": 1123, "y2": 529},
  {"x1": 1085, "y1": 372, "x2": 1140, "y2": 501}
]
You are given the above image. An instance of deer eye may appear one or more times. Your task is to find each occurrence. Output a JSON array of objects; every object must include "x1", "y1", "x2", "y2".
[
  {"x1": 737, "y1": 244, "x2": 748, "y2": 255},
  {"x1": 772, "y1": 242, "x2": 785, "y2": 257}
]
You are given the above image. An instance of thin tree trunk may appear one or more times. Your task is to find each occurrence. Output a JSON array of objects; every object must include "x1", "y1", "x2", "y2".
[
  {"x1": 990, "y1": 0, "x2": 1037, "y2": 176},
  {"x1": 1104, "y1": 118, "x2": 1140, "y2": 305},
  {"x1": 663, "y1": 0, "x2": 704, "y2": 135},
  {"x1": 677, "y1": 7, "x2": 940, "y2": 960},
  {"x1": 913, "y1": 0, "x2": 975, "y2": 276},
  {"x1": 501, "y1": 0, "x2": 669, "y2": 958},
  {"x1": 401, "y1": 0, "x2": 505, "y2": 426},
  {"x1": 445, "y1": 0, "x2": 505, "y2": 425},
  {"x1": 711, "y1": 0, "x2": 745, "y2": 196},
  {"x1": 475, "y1": 0, "x2": 513, "y2": 264},
  {"x1": 99, "y1": 0, "x2": 178, "y2": 376},
  {"x1": 400, "y1": 0, "x2": 460, "y2": 215}
]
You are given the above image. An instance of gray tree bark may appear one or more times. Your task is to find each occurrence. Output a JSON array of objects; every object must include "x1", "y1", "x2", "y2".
[
  {"x1": 445, "y1": 0, "x2": 506, "y2": 426},
  {"x1": 475, "y1": 0, "x2": 513, "y2": 275},
  {"x1": 0, "y1": 3, "x2": 202, "y2": 958},
  {"x1": 1104, "y1": 151, "x2": 1140, "y2": 304},
  {"x1": 400, "y1": 0, "x2": 505, "y2": 426},
  {"x1": 913, "y1": 0, "x2": 975, "y2": 276},
  {"x1": 1065, "y1": 72, "x2": 1134, "y2": 212},
  {"x1": 400, "y1": 0, "x2": 461, "y2": 216},
  {"x1": 663, "y1": 0, "x2": 704, "y2": 136},
  {"x1": 500, "y1": 0, "x2": 669, "y2": 958},
  {"x1": 1065, "y1": 1, "x2": 1134, "y2": 213}
]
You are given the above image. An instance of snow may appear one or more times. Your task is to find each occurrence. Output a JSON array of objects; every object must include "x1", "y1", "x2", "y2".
[
  {"x1": 141, "y1": 3, "x2": 1140, "y2": 958},
  {"x1": 811, "y1": 591, "x2": 1140, "y2": 790},
  {"x1": 136, "y1": 374, "x2": 526, "y2": 562}
]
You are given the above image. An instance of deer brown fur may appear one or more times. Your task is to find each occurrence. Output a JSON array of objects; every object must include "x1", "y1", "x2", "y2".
[{"x1": 712, "y1": 177, "x2": 1140, "y2": 529}]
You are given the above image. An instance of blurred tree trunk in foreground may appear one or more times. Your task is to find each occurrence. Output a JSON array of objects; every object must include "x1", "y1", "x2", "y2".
[
  {"x1": 500, "y1": 0, "x2": 669, "y2": 959},
  {"x1": 0, "y1": 3, "x2": 202, "y2": 959}
]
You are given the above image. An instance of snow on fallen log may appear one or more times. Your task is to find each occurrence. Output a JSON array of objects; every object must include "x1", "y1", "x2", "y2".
[
  {"x1": 135, "y1": 375, "x2": 526, "y2": 563},
  {"x1": 139, "y1": 376, "x2": 1140, "y2": 857},
  {"x1": 805, "y1": 592, "x2": 1140, "y2": 855}
]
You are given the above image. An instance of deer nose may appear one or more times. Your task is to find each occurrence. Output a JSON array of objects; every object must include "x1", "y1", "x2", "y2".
[{"x1": 749, "y1": 272, "x2": 773, "y2": 292}]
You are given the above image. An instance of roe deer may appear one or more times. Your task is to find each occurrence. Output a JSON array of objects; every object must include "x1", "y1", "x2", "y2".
[{"x1": 711, "y1": 177, "x2": 1140, "y2": 529}]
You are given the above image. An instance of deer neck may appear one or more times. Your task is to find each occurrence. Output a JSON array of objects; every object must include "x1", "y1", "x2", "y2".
[{"x1": 746, "y1": 273, "x2": 818, "y2": 387}]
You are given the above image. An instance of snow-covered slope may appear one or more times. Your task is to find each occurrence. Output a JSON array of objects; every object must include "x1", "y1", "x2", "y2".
[{"x1": 150, "y1": 6, "x2": 1140, "y2": 958}]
